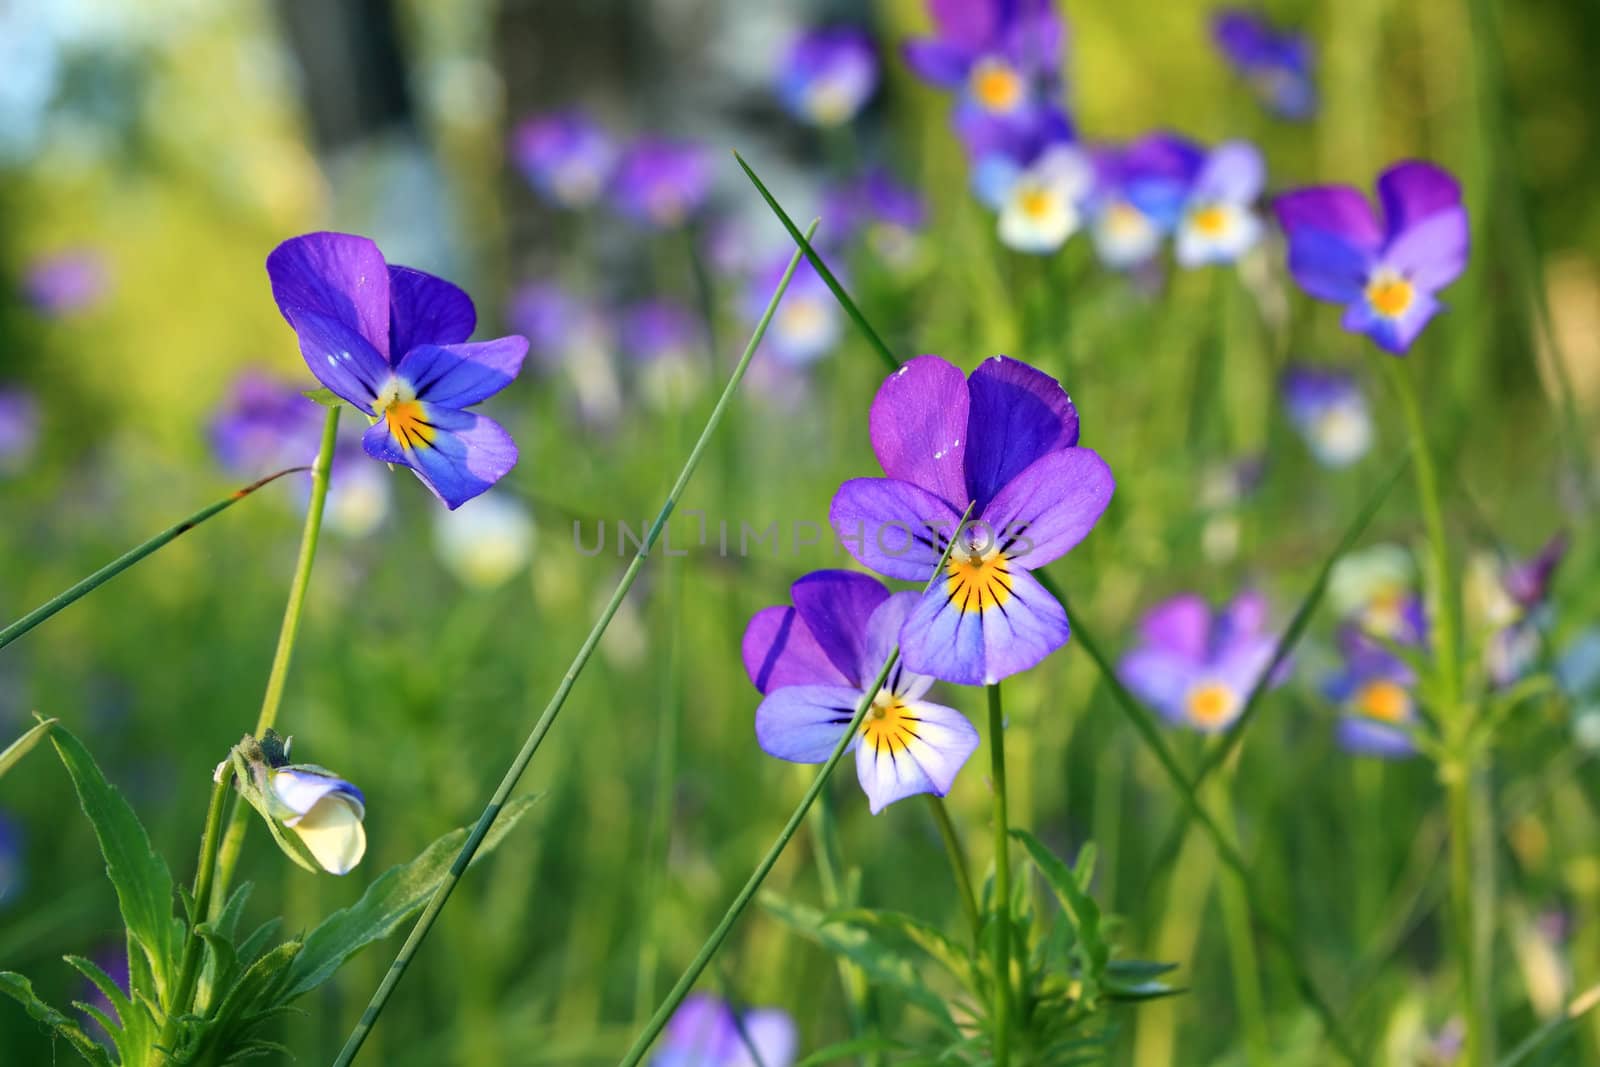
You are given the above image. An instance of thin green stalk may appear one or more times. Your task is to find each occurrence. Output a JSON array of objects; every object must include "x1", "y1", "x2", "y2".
[
  {"x1": 334, "y1": 224, "x2": 821, "y2": 1067},
  {"x1": 633, "y1": 558, "x2": 683, "y2": 1021},
  {"x1": 1210, "y1": 762, "x2": 1269, "y2": 1066},
  {"x1": 615, "y1": 504, "x2": 976, "y2": 1067},
  {"x1": 1447, "y1": 766, "x2": 1486, "y2": 1067},
  {"x1": 0, "y1": 465, "x2": 310, "y2": 652},
  {"x1": 926, "y1": 795, "x2": 980, "y2": 943},
  {"x1": 153, "y1": 768, "x2": 232, "y2": 1065},
  {"x1": 986, "y1": 682, "x2": 1012, "y2": 1067},
  {"x1": 211, "y1": 405, "x2": 341, "y2": 912}
]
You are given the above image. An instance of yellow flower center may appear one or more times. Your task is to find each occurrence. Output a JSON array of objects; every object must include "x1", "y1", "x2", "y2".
[
  {"x1": 1355, "y1": 680, "x2": 1410, "y2": 723},
  {"x1": 861, "y1": 690, "x2": 919, "y2": 755},
  {"x1": 1365, "y1": 270, "x2": 1415, "y2": 318},
  {"x1": 1016, "y1": 185, "x2": 1055, "y2": 220},
  {"x1": 1191, "y1": 204, "x2": 1230, "y2": 236},
  {"x1": 970, "y1": 57, "x2": 1024, "y2": 113},
  {"x1": 373, "y1": 379, "x2": 435, "y2": 451},
  {"x1": 1106, "y1": 200, "x2": 1146, "y2": 235},
  {"x1": 1184, "y1": 681, "x2": 1240, "y2": 729},
  {"x1": 946, "y1": 543, "x2": 1014, "y2": 616}
]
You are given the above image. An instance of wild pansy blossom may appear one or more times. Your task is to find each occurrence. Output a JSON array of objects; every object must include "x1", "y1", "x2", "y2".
[
  {"x1": 830, "y1": 356, "x2": 1114, "y2": 686},
  {"x1": 744, "y1": 571, "x2": 980, "y2": 813},
  {"x1": 1171, "y1": 140, "x2": 1267, "y2": 267},
  {"x1": 1086, "y1": 133, "x2": 1202, "y2": 270},
  {"x1": 976, "y1": 143, "x2": 1094, "y2": 254},
  {"x1": 1280, "y1": 363, "x2": 1374, "y2": 467},
  {"x1": 266, "y1": 765, "x2": 367, "y2": 874},
  {"x1": 622, "y1": 299, "x2": 705, "y2": 407},
  {"x1": 1275, "y1": 160, "x2": 1470, "y2": 354},
  {"x1": 1329, "y1": 543, "x2": 1426, "y2": 644},
  {"x1": 1211, "y1": 8, "x2": 1315, "y2": 120},
  {"x1": 778, "y1": 27, "x2": 878, "y2": 127},
  {"x1": 651, "y1": 993, "x2": 797, "y2": 1067},
  {"x1": 22, "y1": 248, "x2": 108, "y2": 316},
  {"x1": 266, "y1": 232, "x2": 528, "y2": 509},
  {"x1": 748, "y1": 253, "x2": 841, "y2": 365},
  {"x1": 0, "y1": 387, "x2": 39, "y2": 475},
  {"x1": 511, "y1": 110, "x2": 617, "y2": 209},
  {"x1": 610, "y1": 137, "x2": 716, "y2": 228},
  {"x1": 822, "y1": 168, "x2": 928, "y2": 272},
  {"x1": 1468, "y1": 533, "x2": 1566, "y2": 687},
  {"x1": 1327, "y1": 628, "x2": 1418, "y2": 759},
  {"x1": 1119, "y1": 592, "x2": 1282, "y2": 732}
]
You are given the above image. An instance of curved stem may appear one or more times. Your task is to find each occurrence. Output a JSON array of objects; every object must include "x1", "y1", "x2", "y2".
[
  {"x1": 987, "y1": 682, "x2": 1012, "y2": 1067},
  {"x1": 333, "y1": 225, "x2": 821, "y2": 1067},
  {"x1": 211, "y1": 405, "x2": 341, "y2": 912},
  {"x1": 926, "y1": 795, "x2": 980, "y2": 945}
]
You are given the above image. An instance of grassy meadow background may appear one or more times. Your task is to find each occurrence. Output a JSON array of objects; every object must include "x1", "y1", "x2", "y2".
[{"x1": 2, "y1": 0, "x2": 1600, "y2": 1063}]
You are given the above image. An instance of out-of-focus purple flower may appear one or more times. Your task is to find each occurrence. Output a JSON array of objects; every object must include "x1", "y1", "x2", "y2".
[
  {"x1": 1329, "y1": 543, "x2": 1427, "y2": 645},
  {"x1": 506, "y1": 282, "x2": 621, "y2": 424},
  {"x1": 267, "y1": 232, "x2": 528, "y2": 509},
  {"x1": 1087, "y1": 133, "x2": 1203, "y2": 269},
  {"x1": 1172, "y1": 141, "x2": 1266, "y2": 267},
  {"x1": 821, "y1": 168, "x2": 928, "y2": 271},
  {"x1": 0, "y1": 813, "x2": 21, "y2": 906},
  {"x1": 748, "y1": 254, "x2": 842, "y2": 365},
  {"x1": 652, "y1": 993, "x2": 798, "y2": 1067},
  {"x1": 903, "y1": 0, "x2": 1067, "y2": 137},
  {"x1": 510, "y1": 110, "x2": 617, "y2": 209},
  {"x1": 1119, "y1": 591, "x2": 1283, "y2": 732},
  {"x1": 1328, "y1": 628, "x2": 1418, "y2": 758},
  {"x1": 1275, "y1": 160, "x2": 1470, "y2": 354},
  {"x1": 0, "y1": 387, "x2": 40, "y2": 475},
  {"x1": 621, "y1": 299, "x2": 705, "y2": 408},
  {"x1": 778, "y1": 27, "x2": 879, "y2": 127},
  {"x1": 744, "y1": 571, "x2": 980, "y2": 814},
  {"x1": 22, "y1": 249, "x2": 109, "y2": 317},
  {"x1": 830, "y1": 355, "x2": 1114, "y2": 685},
  {"x1": 1474, "y1": 533, "x2": 1566, "y2": 687},
  {"x1": 975, "y1": 143, "x2": 1094, "y2": 254},
  {"x1": 1503, "y1": 532, "x2": 1567, "y2": 613},
  {"x1": 1280, "y1": 364, "x2": 1373, "y2": 468},
  {"x1": 1211, "y1": 9, "x2": 1315, "y2": 120},
  {"x1": 610, "y1": 137, "x2": 716, "y2": 228}
]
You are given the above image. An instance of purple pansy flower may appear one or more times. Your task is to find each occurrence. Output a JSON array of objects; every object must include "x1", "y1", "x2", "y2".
[
  {"x1": 0, "y1": 387, "x2": 39, "y2": 475},
  {"x1": 1172, "y1": 140, "x2": 1267, "y2": 267},
  {"x1": 1119, "y1": 591, "x2": 1283, "y2": 732},
  {"x1": 1329, "y1": 543, "x2": 1427, "y2": 645},
  {"x1": 1275, "y1": 160, "x2": 1470, "y2": 354},
  {"x1": 821, "y1": 168, "x2": 928, "y2": 269},
  {"x1": 1211, "y1": 8, "x2": 1315, "y2": 120},
  {"x1": 651, "y1": 993, "x2": 797, "y2": 1067},
  {"x1": 748, "y1": 254, "x2": 842, "y2": 365},
  {"x1": 975, "y1": 143, "x2": 1095, "y2": 254},
  {"x1": 778, "y1": 27, "x2": 879, "y2": 127},
  {"x1": 622, "y1": 299, "x2": 704, "y2": 407},
  {"x1": 1328, "y1": 628, "x2": 1418, "y2": 758},
  {"x1": 1086, "y1": 133, "x2": 1202, "y2": 269},
  {"x1": 1280, "y1": 363, "x2": 1373, "y2": 468},
  {"x1": 610, "y1": 137, "x2": 716, "y2": 229},
  {"x1": 744, "y1": 571, "x2": 981, "y2": 813},
  {"x1": 265, "y1": 232, "x2": 527, "y2": 509},
  {"x1": 1478, "y1": 532, "x2": 1566, "y2": 687},
  {"x1": 830, "y1": 355, "x2": 1114, "y2": 686},
  {"x1": 511, "y1": 110, "x2": 617, "y2": 209},
  {"x1": 22, "y1": 248, "x2": 108, "y2": 317}
]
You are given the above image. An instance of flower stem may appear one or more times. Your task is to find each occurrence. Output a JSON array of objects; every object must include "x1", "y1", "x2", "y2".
[
  {"x1": 333, "y1": 224, "x2": 821, "y2": 1067},
  {"x1": 926, "y1": 795, "x2": 980, "y2": 944},
  {"x1": 152, "y1": 767, "x2": 232, "y2": 1065},
  {"x1": 0, "y1": 466, "x2": 309, "y2": 652},
  {"x1": 1210, "y1": 760, "x2": 1270, "y2": 1066},
  {"x1": 987, "y1": 682, "x2": 1012, "y2": 1067},
  {"x1": 210, "y1": 405, "x2": 341, "y2": 912}
]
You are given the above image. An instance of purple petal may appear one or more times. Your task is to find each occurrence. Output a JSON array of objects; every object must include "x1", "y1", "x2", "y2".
[
  {"x1": 1193, "y1": 141, "x2": 1265, "y2": 203},
  {"x1": 662, "y1": 994, "x2": 737, "y2": 1059},
  {"x1": 1336, "y1": 715, "x2": 1417, "y2": 759},
  {"x1": 1282, "y1": 226, "x2": 1374, "y2": 305},
  {"x1": 830, "y1": 477, "x2": 963, "y2": 581},
  {"x1": 396, "y1": 337, "x2": 528, "y2": 409},
  {"x1": 977, "y1": 447, "x2": 1113, "y2": 569},
  {"x1": 900, "y1": 39, "x2": 975, "y2": 85},
  {"x1": 1213, "y1": 634, "x2": 1280, "y2": 695},
  {"x1": 1136, "y1": 595, "x2": 1212, "y2": 661},
  {"x1": 1377, "y1": 160, "x2": 1463, "y2": 239},
  {"x1": 1273, "y1": 186, "x2": 1382, "y2": 250},
  {"x1": 862, "y1": 592, "x2": 931, "y2": 696},
  {"x1": 742, "y1": 606, "x2": 852, "y2": 693},
  {"x1": 899, "y1": 567, "x2": 1070, "y2": 685},
  {"x1": 1383, "y1": 206, "x2": 1469, "y2": 292},
  {"x1": 283, "y1": 309, "x2": 390, "y2": 410},
  {"x1": 929, "y1": 0, "x2": 997, "y2": 43},
  {"x1": 962, "y1": 355, "x2": 1081, "y2": 509},
  {"x1": 387, "y1": 266, "x2": 476, "y2": 354},
  {"x1": 1117, "y1": 648, "x2": 1196, "y2": 722},
  {"x1": 854, "y1": 697, "x2": 980, "y2": 814},
  {"x1": 1341, "y1": 287, "x2": 1441, "y2": 354},
  {"x1": 365, "y1": 406, "x2": 518, "y2": 509},
  {"x1": 266, "y1": 233, "x2": 392, "y2": 359},
  {"x1": 730, "y1": 1010, "x2": 799, "y2": 1067},
  {"x1": 791, "y1": 570, "x2": 892, "y2": 688},
  {"x1": 869, "y1": 354, "x2": 971, "y2": 507},
  {"x1": 754, "y1": 684, "x2": 862, "y2": 763}
]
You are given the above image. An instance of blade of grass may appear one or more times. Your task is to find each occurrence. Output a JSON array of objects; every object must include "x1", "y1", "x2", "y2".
[
  {"x1": 0, "y1": 466, "x2": 310, "y2": 652},
  {"x1": 332, "y1": 223, "x2": 822, "y2": 1067}
]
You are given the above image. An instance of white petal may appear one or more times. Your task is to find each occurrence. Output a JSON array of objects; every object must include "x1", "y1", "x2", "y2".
[{"x1": 293, "y1": 794, "x2": 368, "y2": 875}]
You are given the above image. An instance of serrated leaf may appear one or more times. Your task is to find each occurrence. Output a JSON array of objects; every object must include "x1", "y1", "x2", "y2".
[
  {"x1": 830, "y1": 908, "x2": 976, "y2": 990},
  {"x1": 279, "y1": 792, "x2": 542, "y2": 1001},
  {"x1": 0, "y1": 972, "x2": 114, "y2": 1066},
  {"x1": 1011, "y1": 829, "x2": 1109, "y2": 982},
  {"x1": 48, "y1": 724, "x2": 176, "y2": 1004},
  {"x1": 0, "y1": 716, "x2": 56, "y2": 779}
]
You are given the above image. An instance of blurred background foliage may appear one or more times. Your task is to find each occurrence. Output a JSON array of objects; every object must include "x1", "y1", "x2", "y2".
[{"x1": 1, "y1": 0, "x2": 1598, "y2": 1064}]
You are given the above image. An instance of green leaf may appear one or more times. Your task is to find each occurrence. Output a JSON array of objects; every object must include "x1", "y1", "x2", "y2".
[
  {"x1": 48, "y1": 723, "x2": 176, "y2": 1004},
  {"x1": 793, "y1": 1036, "x2": 913, "y2": 1066},
  {"x1": 0, "y1": 972, "x2": 114, "y2": 1067},
  {"x1": 280, "y1": 792, "x2": 542, "y2": 1001},
  {"x1": 829, "y1": 908, "x2": 976, "y2": 989},
  {"x1": 302, "y1": 387, "x2": 343, "y2": 408},
  {"x1": 1011, "y1": 829, "x2": 1108, "y2": 978},
  {"x1": 0, "y1": 716, "x2": 56, "y2": 780}
]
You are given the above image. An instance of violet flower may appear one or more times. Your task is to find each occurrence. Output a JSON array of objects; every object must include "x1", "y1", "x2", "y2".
[
  {"x1": 610, "y1": 137, "x2": 716, "y2": 229},
  {"x1": 778, "y1": 27, "x2": 879, "y2": 127},
  {"x1": 1211, "y1": 8, "x2": 1315, "y2": 120},
  {"x1": 511, "y1": 110, "x2": 617, "y2": 209},
  {"x1": 1119, "y1": 591, "x2": 1283, "y2": 732},
  {"x1": 0, "y1": 387, "x2": 39, "y2": 475},
  {"x1": 1280, "y1": 363, "x2": 1373, "y2": 468},
  {"x1": 651, "y1": 993, "x2": 797, "y2": 1067},
  {"x1": 1327, "y1": 628, "x2": 1419, "y2": 759}
]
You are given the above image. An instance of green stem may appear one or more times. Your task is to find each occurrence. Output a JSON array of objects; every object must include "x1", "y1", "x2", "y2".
[
  {"x1": 1210, "y1": 762, "x2": 1269, "y2": 1066},
  {"x1": 615, "y1": 504, "x2": 976, "y2": 1067},
  {"x1": 987, "y1": 683, "x2": 1012, "y2": 1067},
  {"x1": 211, "y1": 406, "x2": 341, "y2": 913},
  {"x1": 926, "y1": 795, "x2": 981, "y2": 944},
  {"x1": 333, "y1": 224, "x2": 821, "y2": 1067},
  {"x1": 153, "y1": 768, "x2": 232, "y2": 1065},
  {"x1": 0, "y1": 466, "x2": 309, "y2": 652},
  {"x1": 1448, "y1": 766, "x2": 1487, "y2": 1067},
  {"x1": 807, "y1": 790, "x2": 874, "y2": 1059}
]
